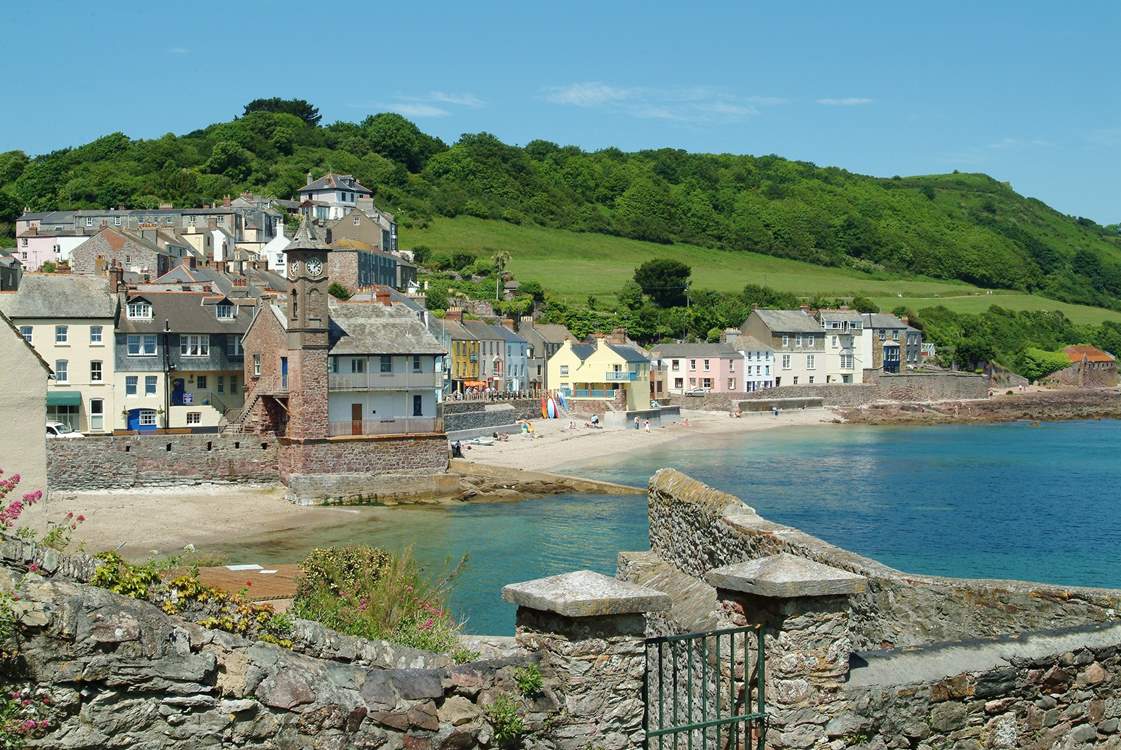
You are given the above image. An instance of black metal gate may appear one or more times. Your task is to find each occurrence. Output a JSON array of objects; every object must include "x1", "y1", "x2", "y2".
[{"x1": 644, "y1": 625, "x2": 766, "y2": 750}]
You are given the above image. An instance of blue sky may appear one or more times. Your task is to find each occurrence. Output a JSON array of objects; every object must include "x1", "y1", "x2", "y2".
[{"x1": 4, "y1": 1, "x2": 1118, "y2": 222}]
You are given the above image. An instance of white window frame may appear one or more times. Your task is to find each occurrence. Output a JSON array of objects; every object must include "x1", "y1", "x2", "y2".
[
  {"x1": 180, "y1": 335, "x2": 210, "y2": 357},
  {"x1": 127, "y1": 301, "x2": 153, "y2": 320},
  {"x1": 807, "y1": 354, "x2": 815, "y2": 370},
  {"x1": 139, "y1": 409, "x2": 157, "y2": 426},
  {"x1": 186, "y1": 412, "x2": 201, "y2": 425},
  {"x1": 90, "y1": 360, "x2": 103, "y2": 382},
  {"x1": 127, "y1": 334, "x2": 157, "y2": 356},
  {"x1": 90, "y1": 325, "x2": 103, "y2": 345},
  {"x1": 782, "y1": 354, "x2": 791, "y2": 370},
  {"x1": 144, "y1": 376, "x2": 157, "y2": 396},
  {"x1": 18, "y1": 326, "x2": 31, "y2": 344},
  {"x1": 126, "y1": 376, "x2": 138, "y2": 396},
  {"x1": 216, "y1": 303, "x2": 235, "y2": 321},
  {"x1": 55, "y1": 325, "x2": 68, "y2": 345},
  {"x1": 252, "y1": 354, "x2": 261, "y2": 377},
  {"x1": 54, "y1": 359, "x2": 68, "y2": 383}
]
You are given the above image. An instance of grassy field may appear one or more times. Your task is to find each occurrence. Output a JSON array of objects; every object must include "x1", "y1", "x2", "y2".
[{"x1": 404, "y1": 217, "x2": 1121, "y2": 325}]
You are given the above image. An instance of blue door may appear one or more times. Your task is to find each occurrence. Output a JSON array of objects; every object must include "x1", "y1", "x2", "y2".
[
  {"x1": 127, "y1": 409, "x2": 140, "y2": 431},
  {"x1": 172, "y1": 378, "x2": 185, "y2": 406}
]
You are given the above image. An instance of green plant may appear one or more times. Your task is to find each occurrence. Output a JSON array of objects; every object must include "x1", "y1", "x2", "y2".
[
  {"x1": 90, "y1": 552, "x2": 162, "y2": 599},
  {"x1": 451, "y1": 647, "x2": 481, "y2": 664},
  {"x1": 292, "y1": 546, "x2": 466, "y2": 654},
  {"x1": 513, "y1": 664, "x2": 543, "y2": 697},
  {"x1": 485, "y1": 693, "x2": 524, "y2": 747},
  {"x1": 328, "y1": 282, "x2": 352, "y2": 300},
  {"x1": 40, "y1": 512, "x2": 85, "y2": 552}
]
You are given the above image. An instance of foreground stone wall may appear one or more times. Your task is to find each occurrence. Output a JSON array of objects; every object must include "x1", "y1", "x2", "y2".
[
  {"x1": 640, "y1": 469, "x2": 1121, "y2": 650},
  {"x1": 441, "y1": 399, "x2": 544, "y2": 434},
  {"x1": 47, "y1": 434, "x2": 279, "y2": 491}
]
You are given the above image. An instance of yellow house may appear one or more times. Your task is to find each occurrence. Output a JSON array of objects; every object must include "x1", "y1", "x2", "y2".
[
  {"x1": 548, "y1": 336, "x2": 651, "y2": 410},
  {"x1": 441, "y1": 313, "x2": 482, "y2": 391}
]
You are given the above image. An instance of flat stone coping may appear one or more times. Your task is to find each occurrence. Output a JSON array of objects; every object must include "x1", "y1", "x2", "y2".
[
  {"x1": 705, "y1": 553, "x2": 867, "y2": 598},
  {"x1": 502, "y1": 570, "x2": 671, "y2": 618},
  {"x1": 848, "y1": 621, "x2": 1121, "y2": 688}
]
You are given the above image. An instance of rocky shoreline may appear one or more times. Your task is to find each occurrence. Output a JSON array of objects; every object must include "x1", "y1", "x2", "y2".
[{"x1": 837, "y1": 387, "x2": 1121, "y2": 425}]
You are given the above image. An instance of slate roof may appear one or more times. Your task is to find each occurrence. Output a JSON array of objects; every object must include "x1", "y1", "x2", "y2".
[
  {"x1": 438, "y1": 317, "x2": 476, "y2": 341},
  {"x1": 462, "y1": 320, "x2": 503, "y2": 341},
  {"x1": 297, "y1": 173, "x2": 372, "y2": 196},
  {"x1": 531, "y1": 323, "x2": 573, "y2": 344},
  {"x1": 862, "y1": 313, "x2": 908, "y2": 330},
  {"x1": 652, "y1": 343, "x2": 740, "y2": 358},
  {"x1": 734, "y1": 335, "x2": 774, "y2": 352},
  {"x1": 817, "y1": 310, "x2": 864, "y2": 323},
  {"x1": 567, "y1": 341, "x2": 649, "y2": 364},
  {"x1": 327, "y1": 300, "x2": 444, "y2": 356},
  {"x1": 752, "y1": 309, "x2": 822, "y2": 334},
  {"x1": 492, "y1": 324, "x2": 528, "y2": 344},
  {"x1": 117, "y1": 292, "x2": 254, "y2": 334},
  {"x1": 288, "y1": 218, "x2": 332, "y2": 252},
  {"x1": 0, "y1": 275, "x2": 116, "y2": 319}
]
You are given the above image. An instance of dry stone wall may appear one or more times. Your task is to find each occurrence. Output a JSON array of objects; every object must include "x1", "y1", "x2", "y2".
[{"x1": 728, "y1": 372, "x2": 988, "y2": 408}]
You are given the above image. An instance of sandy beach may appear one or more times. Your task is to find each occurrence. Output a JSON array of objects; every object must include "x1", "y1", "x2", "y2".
[
  {"x1": 22, "y1": 407, "x2": 835, "y2": 557},
  {"x1": 460, "y1": 407, "x2": 836, "y2": 472}
]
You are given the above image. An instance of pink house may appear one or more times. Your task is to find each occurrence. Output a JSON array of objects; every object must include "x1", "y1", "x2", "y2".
[
  {"x1": 652, "y1": 343, "x2": 742, "y2": 394},
  {"x1": 15, "y1": 228, "x2": 88, "y2": 271}
]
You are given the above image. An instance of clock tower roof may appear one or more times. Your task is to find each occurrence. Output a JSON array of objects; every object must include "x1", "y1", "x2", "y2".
[{"x1": 287, "y1": 217, "x2": 333, "y2": 253}]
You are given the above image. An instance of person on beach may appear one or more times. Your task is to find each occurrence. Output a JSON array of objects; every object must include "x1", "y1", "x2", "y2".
[
  {"x1": 644, "y1": 419, "x2": 651, "y2": 432},
  {"x1": 634, "y1": 416, "x2": 640, "y2": 430}
]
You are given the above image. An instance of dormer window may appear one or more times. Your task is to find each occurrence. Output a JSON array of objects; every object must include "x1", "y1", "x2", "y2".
[
  {"x1": 127, "y1": 301, "x2": 153, "y2": 320},
  {"x1": 216, "y1": 302, "x2": 235, "y2": 320}
]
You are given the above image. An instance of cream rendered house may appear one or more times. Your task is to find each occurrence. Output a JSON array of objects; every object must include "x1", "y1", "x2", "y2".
[
  {"x1": 0, "y1": 275, "x2": 117, "y2": 433},
  {"x1": 547, "y1": 336, "x2": 651, "y2": 410},
  {"x1": 741, "y1": 309, "x2": 825, "y2": 387},
  {"x1": 0, "y1": 310, "x2": 51, "y2": 493}
]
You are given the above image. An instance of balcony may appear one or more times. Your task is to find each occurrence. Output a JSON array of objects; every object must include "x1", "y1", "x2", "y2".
[
  {"x1": 329, "y1": 371, "x2": 443, "y2": 391},
  {"x1": 329, "y1": 417, "x2": 441, "y2": 436},
  {"x1": 572, "y1": 388, "x2": 617, "y2": 399},
  {"x1": 604, "y1": 371, "x2": 639, "y2": 382}
]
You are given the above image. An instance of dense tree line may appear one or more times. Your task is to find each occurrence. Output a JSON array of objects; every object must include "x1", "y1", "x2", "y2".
[{"x1": 2, "y1": 101, "x2": 1120, "y2": 311}]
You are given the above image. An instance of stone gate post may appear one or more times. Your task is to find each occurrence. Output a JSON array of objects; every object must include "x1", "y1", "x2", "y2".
[
  {"x1": 502, "y1": 570, "x2": 671, "y2": 750},
  {"x1": 705, "y1": 553, "x2": 866, "y2": 750}
]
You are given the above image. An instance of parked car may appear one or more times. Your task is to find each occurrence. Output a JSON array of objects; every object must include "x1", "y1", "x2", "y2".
[
  {"x1": 46, "y1": 422, "x2": 84, "y2": 438},
  {"x1": 683, "y1": 387, "x2": 710, "y2": 396}
]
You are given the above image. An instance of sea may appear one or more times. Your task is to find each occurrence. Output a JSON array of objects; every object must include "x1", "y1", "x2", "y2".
[{"x1": 220, "y1": 419, "x2": 1121, "y2": 635}]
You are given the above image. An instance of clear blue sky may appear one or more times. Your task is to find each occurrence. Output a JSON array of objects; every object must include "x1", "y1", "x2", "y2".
[{"x1": 4, "y1": 1, "x2": 1118, "y2": 222}]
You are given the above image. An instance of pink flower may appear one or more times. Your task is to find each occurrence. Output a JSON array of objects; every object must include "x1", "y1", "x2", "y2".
[
  {"x1": 65, "y1": 512, "x2": 73, "y2": 519},
  {"x1": 27, "y1": 563, "x2": 40, "y2": 574},
  {"x1": 21, "y1": 719, "x2": 35, "y2": 731},
  {"x1": 21, "y1": 699, "x2": 30, "y2": 706},
  {"x1": 421, "y1": 617, "x2": 435, "y2": 631},
  {"x1": 76, "y1": 514, "x2": 85, "y2": 522},
  {"x1": 36, "y1": 719, "x2": 48, "y2": 730}
]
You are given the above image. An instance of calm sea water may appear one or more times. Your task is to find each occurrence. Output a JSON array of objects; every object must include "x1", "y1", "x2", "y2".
[{"x1": 220, "y1": 419, "x2": 1121, "y2": 635}]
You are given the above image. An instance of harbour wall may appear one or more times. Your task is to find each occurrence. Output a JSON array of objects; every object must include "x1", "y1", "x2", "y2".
[{"x1": 621, "y1": 469, "x2": 1121, "y2": 748}]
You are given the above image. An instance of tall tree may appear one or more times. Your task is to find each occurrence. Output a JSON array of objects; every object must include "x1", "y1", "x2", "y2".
[
  {"x1": 242, "y1": 98, "x2": 321, "y2": 127},
  {"x1": 634, "y1": 259, "x2": 691, "y2": 308}
]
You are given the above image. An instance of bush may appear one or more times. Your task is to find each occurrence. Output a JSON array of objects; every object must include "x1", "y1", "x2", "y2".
[
  {"x1": 513, "y1": 664, "x2": 543, "y2": 697},
  {"x1": 1018, "y1": 347, "x2": 1072, "y2": 382},
  {"x1": 328, "y1": 282, "x2": 352, "y2": 300},
  {"x1": 292, "y1": 546, "x2": 466, "y2": 654},
  {"x1": 485, "y1": 693, "x2": 524, "y2": 747}
]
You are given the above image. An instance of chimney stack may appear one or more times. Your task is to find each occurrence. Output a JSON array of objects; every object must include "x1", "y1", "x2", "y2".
[
  {"x1": 900, "y1": 316, "x2": 910, "y2": 325},
  {"x1": 609, "y1": 327, "x2": 627, "y2": 344},
  {"x1": 215, "y1": 260, "x2": 227, "y2": 275},
  {"x1": 108, "y1": 261, "x2": 125, "y2": 293},
  {"x1": 445, "y1": 307, "x2": 463, "y2": 322},
  {"x1": 375, "y1": 288, "x2": 392, "y2": 306},
  {"x1": 502, "y1": 318, "x2": 515, "y2": 331},
  {"x1": 223, "y1": 195, "x2": 231, "y2": 208},
  {"x1": 307, "y1": 171, "x2": 313, "y2": 185}
]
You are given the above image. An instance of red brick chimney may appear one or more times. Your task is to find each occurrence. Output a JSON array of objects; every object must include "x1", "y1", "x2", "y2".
[
  {"x1": 215, "y1": 260, "x2": 227, "y2": 274},
  {"x1": 609, "y1": 327, "x2": 627, "y2": 344},
  {"x1": 375, "y1": 288, "x2": 392, "y2": 306},
  {"x1": 445, "y1": 307, "x2": 463, "y2": 322},
  {"x1": 900, "y1": 316, "x2": 910, "y2": 325},
  {"x1": 223, "y1": 195, "x2": 231, "y2": 208},
  {"x1": 502, "y1": 318, "x2": 515, "y2": 331},
  {"x1": 108, "y1": 261, "x2": 125, "y2": 293}
]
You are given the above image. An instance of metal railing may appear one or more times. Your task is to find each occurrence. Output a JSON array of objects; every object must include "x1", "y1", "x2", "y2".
[
  {"x1": 645, "y1": 625, "x2": 766, "y2": 750},
  {"x1": 328, "y1": 417, "x2": 440, "y2": 436},
  {"x1": 329, "y1": 371, "x2": 443, "y2": 390},
  {"x1": 605, "y1": 371, "x2": 640, "y2": 382},
  {"x1": 573, "y1": 388, "x2": 617, "y2": 398}
]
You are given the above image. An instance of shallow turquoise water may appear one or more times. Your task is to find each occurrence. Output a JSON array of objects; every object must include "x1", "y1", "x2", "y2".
[{"x1": 227, "y1": 419, "x2": 1121, "y2": 635}]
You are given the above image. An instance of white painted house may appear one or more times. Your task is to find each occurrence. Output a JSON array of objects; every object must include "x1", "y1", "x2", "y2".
[
  {"x1": 297, "y1": 173, "x2": 373, "y2": 221},
  {"x1": 263, "y1": 230, "x2": 291, "y2": 274}
]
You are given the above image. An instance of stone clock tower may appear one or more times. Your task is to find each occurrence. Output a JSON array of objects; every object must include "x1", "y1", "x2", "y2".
[{"x1": 284, "y1": 218, "x2": 332, "y2": 441}]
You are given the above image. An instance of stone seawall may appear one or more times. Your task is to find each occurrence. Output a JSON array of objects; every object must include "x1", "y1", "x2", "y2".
[
  {"x1": 639, "y1": 469, "x2": 1121, "y2": 650},
  {"x1": 441, "y1": 399, "x2": 542, "y2": 434},
  {"x1": 47, "y1": 434, "x2": 279, "y2": 491}
]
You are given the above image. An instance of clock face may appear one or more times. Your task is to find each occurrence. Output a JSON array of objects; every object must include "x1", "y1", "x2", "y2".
[
  {"x1": 306, "y1": 257, "x2": 324, "y2": 278},
  {"x1": 287, "y1": 259, "x2": 301, "y2": 279}
]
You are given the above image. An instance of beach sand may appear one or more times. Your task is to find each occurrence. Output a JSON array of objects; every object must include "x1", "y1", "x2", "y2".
[
  {"x1": 461, "y1": 407, "x2": 836, "y2": 473},
  {"x1": 24, "y1": 408, "x2": 835, "y2": 557}
]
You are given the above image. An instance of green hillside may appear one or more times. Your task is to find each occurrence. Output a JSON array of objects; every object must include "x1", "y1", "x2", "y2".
[
  {"x1": 1, "y1": 101, "x2": 1120, "y2": 312},
  {"x1": 405, "y1": 216, "x2": 1121, "y2": 326}
]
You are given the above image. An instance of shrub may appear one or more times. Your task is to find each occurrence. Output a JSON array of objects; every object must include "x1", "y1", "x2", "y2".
[
  {"x1": 0, "y1": 686, "x2": 55, "y2": 748},
  {"x1": 328, "y1": 282, "x2": 352, "y2": 300},
  {"x1": 513, "y1": 664, "x2": 543, "y2": 697},
  {"x1": 292, "y1": 546, "x2": 465, "y2": 654},
  {"x1": 485, "y1": 693, "x2": 524, "y2": 747}
]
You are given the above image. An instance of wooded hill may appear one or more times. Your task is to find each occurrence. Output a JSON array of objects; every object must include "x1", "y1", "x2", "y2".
[{"x1": 2, "y1": 101, "x2": 1119, "y2": 310}]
